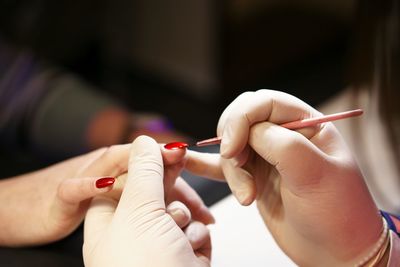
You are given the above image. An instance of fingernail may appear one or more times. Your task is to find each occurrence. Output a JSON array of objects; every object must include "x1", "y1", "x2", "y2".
[
  {"x1": 170, "y1": 208, "x2": 185, "y2": 219},
  {"x1": 96, "y1": 177, "x2": 115, "y2": 188},
  {"x1": 164, "y1": 142, "x2": 189, "y2": 150},
  {"x1": 170, "y1": 208, "x2": 188, "y2": 226}
]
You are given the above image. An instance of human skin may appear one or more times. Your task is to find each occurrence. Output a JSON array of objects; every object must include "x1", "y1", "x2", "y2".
[
  {"x1": 185, "y1": 90, "x2": 385, "y2": 266},
  {"x1": 0, "y1": 142, "x2": 213, "y2": 247},
  {"x1": 83, "y1": 136, "x2": 211, "y2": 267}
]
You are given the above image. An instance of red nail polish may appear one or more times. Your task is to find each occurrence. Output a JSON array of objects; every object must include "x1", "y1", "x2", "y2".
[
  {"x1": 96, "y1": 177, "x2": 115, "y2": 188},
  {"x1": 164, "y1": 142, "x2": 189, "y2": 150}
]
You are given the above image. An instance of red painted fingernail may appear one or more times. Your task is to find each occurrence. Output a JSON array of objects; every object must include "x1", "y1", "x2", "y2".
[
  {"x1": 96, "y1": 177, "x2": 115, "y2": 188},
  {"x1": 164, "y1": 142, "x2": 189, "y2": 150}
]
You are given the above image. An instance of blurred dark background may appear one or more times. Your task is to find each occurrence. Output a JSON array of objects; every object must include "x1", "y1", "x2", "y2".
[
  {"x1": 0, "y1": 0, "x2": 356, "y2": 266},
  {"x1": 0, "y1": 0, "x2": 354, "y2": 140}
]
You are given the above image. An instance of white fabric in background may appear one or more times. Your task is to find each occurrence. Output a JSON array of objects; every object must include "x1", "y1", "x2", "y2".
[{"x1": 210, "y1": 195, "x2": 296, "y2": 267}]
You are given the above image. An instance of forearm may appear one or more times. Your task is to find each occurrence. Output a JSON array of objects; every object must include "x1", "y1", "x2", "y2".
[{"x1": 0, "y1": 170, "x2": 53, "y2": 247}]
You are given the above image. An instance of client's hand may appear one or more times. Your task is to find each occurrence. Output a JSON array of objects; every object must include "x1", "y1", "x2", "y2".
[
  {"x1": 186, "y1": 90, "x2": 383, "y2": 266},
  {"x1": 0, "y1": 144, "x2": 131, "y2": 247},
  {"x1": 83, "y1": 136, "x2": 211, "y2": 267}
]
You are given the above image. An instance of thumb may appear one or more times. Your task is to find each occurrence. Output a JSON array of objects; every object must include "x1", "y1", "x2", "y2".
[{"x1": 116, "y1": 135, "x2": 166, "y2": 218}]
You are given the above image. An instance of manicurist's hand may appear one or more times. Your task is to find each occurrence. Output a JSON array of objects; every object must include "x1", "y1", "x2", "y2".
[
  {"x1": 186, "y1": 90, "x2": 384, "y2": 266},
  {"x1": 83, "y1": 136, "x2": 211, "y2": 267}
]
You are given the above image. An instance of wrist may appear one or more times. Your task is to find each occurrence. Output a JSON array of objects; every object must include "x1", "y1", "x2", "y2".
[
  {"x1": 311, "y1": 212, "x2": 387, "y2": 267},
  {"x1": 0, "y1": 172, "x2": 50, "y2": 246},
  {"x1": 354, "y1": 217, "x2": 390, "y2": 267}
]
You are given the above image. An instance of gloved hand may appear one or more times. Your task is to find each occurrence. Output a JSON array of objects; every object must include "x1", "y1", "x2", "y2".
[
  {"x1": 83, "y1": 136, "x2": 211, "y2": 267},
  {"x1": 186, "y1": 90, "x2": 384, "y2": 266}
]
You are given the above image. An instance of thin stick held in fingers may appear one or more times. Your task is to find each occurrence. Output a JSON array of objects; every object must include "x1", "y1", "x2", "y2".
[{"x1": 196, "y1": 109, "x2": 363, "y2": 147}]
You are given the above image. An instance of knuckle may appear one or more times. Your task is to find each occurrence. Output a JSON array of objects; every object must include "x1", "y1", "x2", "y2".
[
  {"x1": 57, "y1": 182, "x2": 68, "y2": 202},
  {"x1": 279, "y1": 134, "x2": 304, "y2": 153},
  {"x1": 134, "y1": 159, "x2": 163, "y2": 176},
  {"x1": 56, "y1": 180, "x2": 77, "y2": 205},
  {"x1": 102, "y1": 145, "x2": 127, "y2": 174}
]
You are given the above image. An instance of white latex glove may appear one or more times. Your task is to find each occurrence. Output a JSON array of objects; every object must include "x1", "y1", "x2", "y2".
[
  {"x1": 186, "y1": 90, "x2": 384, "y2": 266},
  {"x1": 83, "y1": 136, "x2": 211, "y2": 267}
]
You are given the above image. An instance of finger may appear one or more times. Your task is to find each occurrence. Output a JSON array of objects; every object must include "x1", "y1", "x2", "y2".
[
  {"x1": 52, "y1": 176, "x2": 115, "y2": 223},
  {"x1": 185, "y1": 150, "x2": 224, "y2": 181},
  {"x1": 166, "y1": 201, "x2": 191, "y2": 228},
  {"x1": 249, "y1": 122, "x2": 327, "y2": 188},
  {"x1": 57, "y1": 176, "x2": 115, "y2": 207},
  {"x1": 105, "y1": 159, "x2": 189, "y2": 204},
  {"x1": 185, "y1": 144, "x2": 255, "y2": 206},
  {"x1": 219, "y1": 89, "x2": 322, "y2": 159},
  {"x1": 162, "y1": 144, "x2": 188, "y2": 198},
  {"x1": 217, "y1": 91, "x2": 253, "y2": 137},
  {"x1": 116, "y1": 136, "x2": 166, "y2": 217},
  {"x1": 184, "y1": 221, "x2": 211, "y2": 258},
  {"x1": 167, "y1": 177, "x2": 215, "y2": 225},
  {"x1": 230, "y1": 145, "x2": 250, "y2": 168},
  {"x1": 164, "y1": 160, "x2": 186, "y2": 196},
  {"x1": 84, "y1": 196, "x2": 118, "y2": 251},
  {"x1": 101, "y1": 173, "x2": 127, "y2": 201},
  {"x1": 196, "y1": 253, "x2": 212, "y2": 267},
  {"x1": 63, "y1": 147, "x2": 110, "y2": 174},
  {"x1": 80, "y1": 144, "x2": 131, "y2": 178},
  {"x1": 221, "y1": 158, "x2": 256, "y2": 205},
  {"x1": 218, "y1": 92, "x2": 253, "y2": 158},
  {"x1": 160, "y1": 144, "x2": 187, "y2": 166}
]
